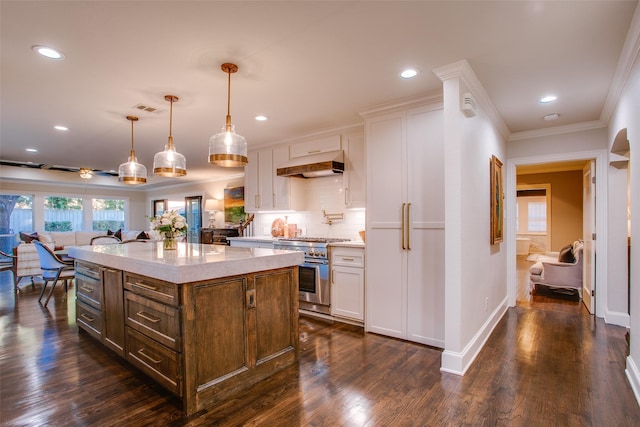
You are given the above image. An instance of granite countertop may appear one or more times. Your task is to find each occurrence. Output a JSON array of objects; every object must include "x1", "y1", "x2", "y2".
[
  {"x1": 226, "y1": 236, "x2": 279, "y2": 243},
  {"x1": 329, "y1": 241, "x2": 365, "y2": 248},
  {"x1": 68, "y1": 242, "x2": 304, "y2": 284}
]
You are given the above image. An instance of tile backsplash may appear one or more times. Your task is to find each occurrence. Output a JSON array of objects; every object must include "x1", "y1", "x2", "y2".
[{"x1": 249, "y1": 175, "x2": 365, "y2": 242}]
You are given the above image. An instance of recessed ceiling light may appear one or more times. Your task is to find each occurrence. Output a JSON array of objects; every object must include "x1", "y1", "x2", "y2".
[
  {"x1": 255, "y1": 115, "x2": 268, "y2": 121},
  {"x1": 32, "y1": 45, "x2": 65, "y2": 60},
  {"x1": 54, "y1": 125, "x2": 69, "y2": 131},
  {"x1": 544, "y1": 113, "x2": 560, "y2": 121},
  {"x1": 25, "y1": 148, "x2": 38, "y2": 153},
  {"x1": 539, "y1": 95, "x2": 557, "y2": 103},
  {"x1": 400, "y1": 69, "x2": 418, "y2": 79}
]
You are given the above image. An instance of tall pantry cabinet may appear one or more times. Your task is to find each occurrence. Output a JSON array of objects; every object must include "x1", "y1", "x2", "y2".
[{"x1": 363, "y1": 102, "x2": 445, "y2": 348}]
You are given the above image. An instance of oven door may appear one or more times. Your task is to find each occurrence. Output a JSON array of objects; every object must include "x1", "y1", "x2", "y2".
[{"x1": 298, "y1": 259, "x2": 329, "y2": 306}]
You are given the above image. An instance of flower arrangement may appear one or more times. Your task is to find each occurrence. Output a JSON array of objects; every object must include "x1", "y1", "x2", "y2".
[{"x1": 150, "y1": 210, "x2": 188, "y2": 240}]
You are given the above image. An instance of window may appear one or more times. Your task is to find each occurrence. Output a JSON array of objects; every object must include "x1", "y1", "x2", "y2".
[
  {"x1": 44, "y1": 196, "x2": 83, "y2": 231},
  {"x1": 0, "y1": 194, "x2": 32, "y2": 253},
  {"x1": 516, "y1": 188, "x2": 548, "y2": 234},
  {"x1": 92, "y1": 198, "x2": 125, "y2": 231}
]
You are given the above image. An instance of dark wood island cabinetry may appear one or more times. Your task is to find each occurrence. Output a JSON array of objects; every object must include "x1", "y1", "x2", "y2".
[{"x1": 70, "y1": 242, "x2": 302, "y2": 416}]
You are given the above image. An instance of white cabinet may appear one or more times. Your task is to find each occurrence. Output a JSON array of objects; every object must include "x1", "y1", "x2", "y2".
[
  {"x1": 342, "y1": 133, "x2": 365, "y2": 209},
  {"x1": 330, "y1": 246, "x2": 364, "y2": 322},
  {"x1": 245, "y1": 146, "x2": 305, "y2": 212},
  {"x1": 289, "y1": 135, "x2": 341, "y2": 158},
  {"x1": 364, "y1": 103, "x2": 445, "y2": 348}
]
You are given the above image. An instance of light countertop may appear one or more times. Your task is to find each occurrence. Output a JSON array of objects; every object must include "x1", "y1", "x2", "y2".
[
  {"x1": 329, "y1": 241, "x2": 365, "y2": 248},
  {"x1": 68, "y1": 242, "x2": 304, "y2": 284},
  {"x1": 226, "y1": 236, "x2": 279, "y2": 243}
]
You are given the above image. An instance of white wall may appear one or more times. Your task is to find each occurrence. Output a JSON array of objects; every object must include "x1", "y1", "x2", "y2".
[
  {"x1": 436, "y1": 60, "x2": 509, "y2": 374},
  {"x1": 608, "y1": 8, "x2": 640, "y2": 401},
  {"x1": 144, "y1": 176, "x2": 244, "y2": 229}
]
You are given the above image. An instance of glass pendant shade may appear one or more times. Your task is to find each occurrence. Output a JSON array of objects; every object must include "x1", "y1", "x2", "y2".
[
  {"x1": 209, "y1": 122, "x2": 248, "y2": 167},
  {"x1": 154, "y1": 95, "x2": 186, "y2": 177},
  {"x1": 118, "y1": 116, "x2": 147, "y2": 184},
  {"x1": 208, "y1": 63, "x2": 248, "y2": 167}
]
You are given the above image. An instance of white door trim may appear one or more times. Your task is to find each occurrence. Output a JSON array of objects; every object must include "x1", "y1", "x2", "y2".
[{"x1": 506, "y1": 149, "x2": 608, "y2": 317}]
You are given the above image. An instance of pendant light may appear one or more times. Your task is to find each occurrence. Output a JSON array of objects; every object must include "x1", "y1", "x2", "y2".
[
  {"x1": 79, "y1": 168, "x2": 93, "y2": 179},
  {"x1": 153, "y1": 95, "x2": 186, "y2": 177},
  {"x1": 118, "y1": 115, "x2": 147, "y2": 184},
  {"x1": 209, "y1": 63, "x2": 248, "y2": 167}
]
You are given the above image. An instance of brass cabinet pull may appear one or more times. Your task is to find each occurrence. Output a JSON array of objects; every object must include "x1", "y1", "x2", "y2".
[
  {"x1": 137, "y1": 349, "x2": 161, "y2": 364},
  {"x1": 80, "y1": 286, "x2": 93, "y2": 293},
  {"x1": 80, "y1": 313, "x2": 95, "y2": 322},
  {"x1": 341, "y1": 257, "x2": 355, "y2": 262},
  {"x1": 407, "y1": 202, "x2": 412, "y2": 250},
  {"x1": 308, "y1": 149, "x2": 321, "y2": 154},
  {"x1": 344, "y1": 187, "x2": 349, "y2": 206},
  {"x1": 401, "y1": 203, "x2": 406, "y2": 249},
  {"x1": 255, "y1": 195, "x2": 260, "y2": 209},
  {"x1": 136, "y1": 311, "x2": 161, "y2": 323},
  {"x1": 131, "y1": 282, "x2": 158, "y2": 291}
]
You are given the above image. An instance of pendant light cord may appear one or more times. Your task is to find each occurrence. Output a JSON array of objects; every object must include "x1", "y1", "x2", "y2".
[{"x1": 130, "y1": 118, "x2": 135, "y2": 157}]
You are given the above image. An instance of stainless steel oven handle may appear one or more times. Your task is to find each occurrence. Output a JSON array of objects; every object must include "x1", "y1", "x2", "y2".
[{"x1": 301, "y1": 260, "x2": 329, "y2": 266}]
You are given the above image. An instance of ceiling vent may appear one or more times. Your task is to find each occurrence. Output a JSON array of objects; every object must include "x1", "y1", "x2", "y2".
[{"x1": 132, "y1": 103, "x2": 158, "y2": 113}]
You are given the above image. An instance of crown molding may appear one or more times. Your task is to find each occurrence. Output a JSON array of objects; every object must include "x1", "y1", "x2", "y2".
[
  {"x1": 508, "y1": 120, "x2": 606, "y2": 142},
  {"x1": 433, "y1": 59, "x2": 510, "y2": 141},
  {"x1": 600, "y1": 3, "x2": 640, "y2": 124}
]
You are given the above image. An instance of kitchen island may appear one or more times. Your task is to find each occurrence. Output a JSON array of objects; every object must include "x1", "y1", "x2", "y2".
[{"x1": 68, "y1": 242, "x2": 303, "y2": 416}]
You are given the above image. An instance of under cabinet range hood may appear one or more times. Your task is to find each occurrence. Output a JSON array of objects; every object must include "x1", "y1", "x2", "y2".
[{"x1": 276, "y1": 150, "x2": 344, "y2": 178}]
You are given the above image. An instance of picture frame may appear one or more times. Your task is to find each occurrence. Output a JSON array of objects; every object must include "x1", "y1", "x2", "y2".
[
  {"x1": 224, "y1": 186, "x2": 245, "y2": 226},
  {"x1": 153, "y1": 199, "x2": 167, "y2": 218},
  {"x1": 490, "y1": 155, "x2": 504, "y2": 245}
]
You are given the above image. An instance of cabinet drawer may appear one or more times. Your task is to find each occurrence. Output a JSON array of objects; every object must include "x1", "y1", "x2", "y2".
[
  {"x1": 124, "y1": 273, "x2": 178, "y2": 306},
  {"x1": 126, "y1": 327, "x2": 181, "y2": 397},
  {"x1": 76, "y1": 267, "x2": 103, "y2": 309},
  {"x1": 77, "y1": 300, "x2": 102, "y2": 340},
  {"x1": 125, "y1": 291, "x2": 180, "y2": 350},
  {"x1": 330, "y1": 247, "x2": 364, "y2": 268}
]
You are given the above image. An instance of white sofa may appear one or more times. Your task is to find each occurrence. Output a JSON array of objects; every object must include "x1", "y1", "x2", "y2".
[
  {"x1": 13, "y1": 230, "x2": 148, "y2": 292},
  {"x1": 529, "y1": 240, "x2": 584, "y2": 294}
]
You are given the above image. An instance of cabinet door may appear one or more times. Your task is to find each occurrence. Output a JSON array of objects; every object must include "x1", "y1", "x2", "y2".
[
  {"x1": 331, "y1": 265, "x2": 364, "y2": 321},
  {"x1": 103, "y1": 267, "x2": 125, "y2": 356},
  {"x1": 365, "y1": 112, "x2": 407, "y2": 338},
  {"x1": 406, "y1": 106, "x2": 445, "y2": 347},
  {"x1": 343, "y1": 133, "x2": 365, "y2": 209},
  {"x1": 245, "y1": 151, "x2": 260, "y2": 211},
  {"x1": 272, "y1": 145, "x2": 292, "y2": 210},
  {"x1": 258, "y1": 149, "x2": 274, "y2": 210}
]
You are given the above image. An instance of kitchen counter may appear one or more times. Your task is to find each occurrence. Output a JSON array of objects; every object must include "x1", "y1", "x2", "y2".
[
  {"x1": 330, "y1": 241, "x2": 365, "y2": 248},
  {"x1": 70, "y1": 241, "x2": 303, "y2": 416},
  {"x1": 227, "y1": 236, "x2": 279, "y2": 244},
  {"x1": 68, "y1": 241, "x2": 303, "y2": 284}
]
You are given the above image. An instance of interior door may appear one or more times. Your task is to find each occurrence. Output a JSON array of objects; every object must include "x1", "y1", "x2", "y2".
[
  {"x1": 185, "y1": 196, "x2": 202, "y2": 243},
  {"x1": 582, "y1": 161, "x2": 596, "y2": 313}
]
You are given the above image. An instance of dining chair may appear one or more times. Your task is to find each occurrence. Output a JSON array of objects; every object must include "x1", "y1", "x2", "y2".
[
  {"x1": 33, "y1": 241, "x2": 75, "y2": 307},
  {"x1": 0, "y1": 249, "x2": 17, "y2": 285}
]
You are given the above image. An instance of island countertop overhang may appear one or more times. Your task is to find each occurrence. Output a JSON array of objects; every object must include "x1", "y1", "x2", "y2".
[{"x1": 68, "y1": 242, "x2": 304, "y2": 284}]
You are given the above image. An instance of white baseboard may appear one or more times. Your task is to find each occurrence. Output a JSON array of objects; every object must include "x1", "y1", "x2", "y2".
[
  {"x1": 440, "y1": 297, "x2": 509, "y2": 375},
  {"x1": 605, "y1": 310, "x2": 630, "y2": 328},
  {"x1": 626, "y1": 355, "x2": 640, "y2": 407}
]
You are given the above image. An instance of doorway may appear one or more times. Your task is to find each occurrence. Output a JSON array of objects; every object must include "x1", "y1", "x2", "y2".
[{"x1": 506, "y1": 149, "x2": 608, "y2": 317}]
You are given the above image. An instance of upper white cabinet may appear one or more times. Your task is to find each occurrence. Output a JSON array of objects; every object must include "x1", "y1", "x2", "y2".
[
  {"x1": 289, "y1": 135, "x2": 342, "y2": 158},
  {"x1": 342, "y1": 133, "x2": 365, "y2": 209},
  {"x1": 364, "y1": 103, "x2": 445, "y2": 348},
  {"x1": 245, "y1": 146, "x2": 305, "y2": 212}
]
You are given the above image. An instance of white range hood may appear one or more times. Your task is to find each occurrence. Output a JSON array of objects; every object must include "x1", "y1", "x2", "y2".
[{"x1": 276, "y1": 150, "x2": 344, "y2": 178}]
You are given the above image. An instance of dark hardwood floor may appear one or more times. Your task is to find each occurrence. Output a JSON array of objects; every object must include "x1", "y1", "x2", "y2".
[{"x1": 2, "y1": 270, "x2": 640, "y2": 426}]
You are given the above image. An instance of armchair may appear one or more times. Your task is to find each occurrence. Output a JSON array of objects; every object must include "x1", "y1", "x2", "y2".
[
  {"x1": 529, "y1": 240, "x2": 583, "y2": 294},
  {"x1": 33, "y1": 241, "x2": 75, "y2": 307}
]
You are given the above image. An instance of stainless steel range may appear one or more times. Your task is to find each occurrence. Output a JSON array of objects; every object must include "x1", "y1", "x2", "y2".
[{"x1": 273, "y1": 237, "x2": 350, "y2": 314}]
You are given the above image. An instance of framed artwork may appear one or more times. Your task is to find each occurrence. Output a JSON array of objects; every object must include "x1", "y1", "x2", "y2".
[
  {"x1": 490, "y1": 155, "x2": 504, "y2": 245},
  {"x1": 224, "y1": 186, "x2": 245, "y2": 225},
  {"x1": 153, "y1": 199, "x2": 167, "y2": 218}
]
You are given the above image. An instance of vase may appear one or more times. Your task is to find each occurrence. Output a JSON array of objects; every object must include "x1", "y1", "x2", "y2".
[{"x1": 163, "y1": 236, "x2": 178, "y2": 250}]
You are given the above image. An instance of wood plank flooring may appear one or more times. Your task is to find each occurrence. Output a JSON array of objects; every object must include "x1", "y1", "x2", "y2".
[{"x1": 1, "y1": 271, "x2": 640, "y2": 426}]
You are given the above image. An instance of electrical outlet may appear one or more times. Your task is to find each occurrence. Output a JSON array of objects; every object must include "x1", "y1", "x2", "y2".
[{"x1": 485, "y1": 297, "x2": 489, "y2": 312}]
